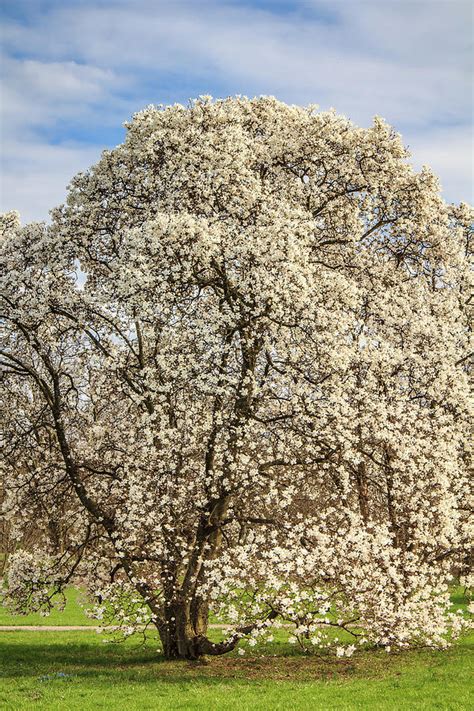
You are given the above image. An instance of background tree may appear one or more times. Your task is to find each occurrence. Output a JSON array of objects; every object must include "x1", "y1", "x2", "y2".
[{"x1": 1, "y1": 98, "x2": 472, "y2": 659}]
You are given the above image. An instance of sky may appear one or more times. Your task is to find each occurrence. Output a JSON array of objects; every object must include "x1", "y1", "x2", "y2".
[{"x1": 1, "y1": 0, "x2": 473, "y2": 223}]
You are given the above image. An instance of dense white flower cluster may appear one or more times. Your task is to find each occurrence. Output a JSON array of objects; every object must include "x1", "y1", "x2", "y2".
[
  {"x1": 1, "y1": 97, "x2": 472, "y2": 659},
  {"x1": 5, "y1": 551, "x2": 67, "y2": 616}
]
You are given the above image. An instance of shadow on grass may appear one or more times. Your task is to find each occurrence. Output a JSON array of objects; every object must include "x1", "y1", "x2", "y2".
[
  {"x1": 1, "y1": 632, "x2": 472, "y2": 688},
  {"x1": 0, "y1": 639, "x2": 160, "y2": 677}
]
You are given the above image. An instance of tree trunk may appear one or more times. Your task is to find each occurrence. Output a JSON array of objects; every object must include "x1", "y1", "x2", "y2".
[
  {"x1": 156, "y1": 499, "x2": 232, "y2": 659},
  {"x1": 356, "y1": 460, "x2": 369, "y2": 522},
  {"x1": 157, "y1": 596, "x2": 212, "y2": 660}
]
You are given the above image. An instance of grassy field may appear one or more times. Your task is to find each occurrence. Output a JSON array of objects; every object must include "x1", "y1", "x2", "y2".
[
  {"x1": 0, "y1": 590, "x2": 472, "y2": 710},
  {"x1": 0, "y1": 588, "x2": 95, "y2": 626}
]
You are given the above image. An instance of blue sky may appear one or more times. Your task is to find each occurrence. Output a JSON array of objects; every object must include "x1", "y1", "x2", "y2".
[{"x1": 1, "y1": 0, "x2": 472, "y2": 222}]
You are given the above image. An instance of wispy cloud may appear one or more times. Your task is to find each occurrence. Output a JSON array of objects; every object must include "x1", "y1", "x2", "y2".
[
  {"x1": 408, "y1": 124, "x2": 474, "y2": 203},
  {"x1": 1, "y1": 0, "x2": 472, "y2": 221},
  {"x1": 2, "y1": 57, "x2": 119, "y2": 135},
  {"x1": 1, "y1": 139, "x2": 103, "y2": 224}
]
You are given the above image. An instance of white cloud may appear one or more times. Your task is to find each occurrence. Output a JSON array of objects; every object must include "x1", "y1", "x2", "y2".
[
  {"x1": 408, "y1": 124, "x2": 473, "y2": 204},
  {"x1": 0, "y1": 140, "x2": 103, "y2": 223},
  {"x1": 1, "y1": 0, "x2": 472, "y2": 220},
  {"x1": 0, "y1": 56, "x2": 130, "y2": 220},
  {"x1": 1, "y1": 56, "x2": 124, "y2": 136}
]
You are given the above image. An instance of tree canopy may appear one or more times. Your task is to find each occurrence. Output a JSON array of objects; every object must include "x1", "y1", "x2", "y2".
[{"x1": 1, "y1": 97, "x2": 472, "y2": 659}]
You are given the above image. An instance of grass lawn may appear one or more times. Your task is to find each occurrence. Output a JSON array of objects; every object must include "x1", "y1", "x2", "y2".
[
  {"x1": 0, "y1": 588, "x2": 95, "y2": 626},
  {"x1": 0, "y1": 589, "x2": 472, "y2": 710}
]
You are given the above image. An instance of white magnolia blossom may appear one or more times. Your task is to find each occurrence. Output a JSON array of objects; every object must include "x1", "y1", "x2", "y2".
[{"x1": 1, "y1": 97, "x2": 472, "y2": 659}]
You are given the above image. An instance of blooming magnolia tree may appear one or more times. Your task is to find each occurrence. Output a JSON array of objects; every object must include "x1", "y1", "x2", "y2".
[{"x1": 1, "y1": 97, "x2": 472, "y2": 660}]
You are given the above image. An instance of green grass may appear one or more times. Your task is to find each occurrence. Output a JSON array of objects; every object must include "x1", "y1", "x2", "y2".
[
  {"x1": 0, "y1": 588, "x2": 95, "y2": 626},
  {"x1": 0, "y1": 588, "x2": 472, "y2": 709},
  {"x1": 0, "y1": 628, "x2": 472, "y2": 710}
]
